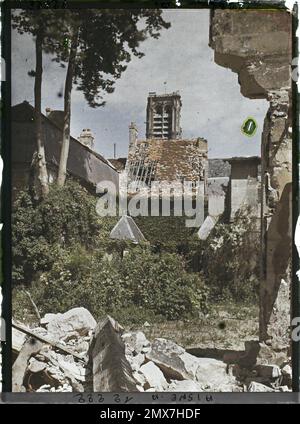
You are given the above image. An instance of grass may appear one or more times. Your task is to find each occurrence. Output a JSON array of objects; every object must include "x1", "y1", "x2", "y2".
[{"x1": 126, "y1": 302, "x2": 259, "y2": 351}]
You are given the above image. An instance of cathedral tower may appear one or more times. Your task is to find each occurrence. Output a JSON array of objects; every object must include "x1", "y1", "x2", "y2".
[{"x1": 146, "y1": 91, "x2": 182, "y2": 139}]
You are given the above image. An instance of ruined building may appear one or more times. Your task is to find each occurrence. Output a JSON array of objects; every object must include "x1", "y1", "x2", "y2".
[
  {"x1": 12, "y1": 102, "x2": 119, "y2": 199},
  {"x1": 126, "y1": 92, "x2": 208, "y2": 191},
  {"x1": 209, "y1": 9, "x2": 293, "y2": 347}
]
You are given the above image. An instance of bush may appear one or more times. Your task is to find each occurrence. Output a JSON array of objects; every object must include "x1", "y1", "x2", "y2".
[
  {"x1": 14, "y1": 245, "x2": 209, "y2": 324},
  {"x1": 12, "y1": 180, "x2": 117, "y2": 284},
  {"x1": 199, "y1": 208, "x2": 260, "y2": 303}
]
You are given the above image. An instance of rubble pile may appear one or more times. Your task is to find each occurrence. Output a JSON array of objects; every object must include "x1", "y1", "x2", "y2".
[
  {"x1": 12, "y1": 307, "x2": 95, "y2": 392},
  {"x1": 12, "y1": 308, "x2": 292, "y2": 393}
]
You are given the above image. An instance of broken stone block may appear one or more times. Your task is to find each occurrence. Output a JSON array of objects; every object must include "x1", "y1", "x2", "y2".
[
  {"x1": 166, "y1": 379, "x2": 204, "y2": 392},
  {"x1": 28, "y1": 358, "x2": 47, "y2": 373},
  {"x1": 12, "y1": 327, "x2": 27, "y2": 353},
  {"x1": 247, "y1": 381, "x2": 275, "y2": 392},
  {"x1": 281, "y1": 364, "x2": 292, "y2": 387},
  {"x1": 46, "y1": 366, "x2": 66, "y2": 382},
  {"x1": 47, "y1": 307, "x2": 97, "y2": 339},
  {"x1": 140, "y1": 362, "x2": 166, "y2": 390},
  {"x1": 56, "y1": 383, "x2": 73, "y2": 392},
  {"x1": 74, "y1": 340, "x2": 90, "y2": 356},
  {"x1": 92, "y1": 316, "x2": 137, "y2": 392},
  {"x1": 239, "y1": 340, "x2": 289, "y2": 368},
  {"x1": 146, "y1": 338, "x2": 197, "y2": 380},
  {"x1": 281, "y1": 363, "x2": 292, "y2": 375},
  {"x1": 126, "y1": 353, "x2": 145, "y2": 372},
  {"x1": 40, "y1": 313, "x2": 58, "y2": 326},
  {"x1": 55, "y1": 354, "x2": 85, "y2": 382},
  {"x1": 254, "y1": 364, "x2": 281, "y2": 379},
  {"x1": 36, "y1": 384, "x2": 51, "y2": 392},
  {"x1": 132, "y1": 371, "x2": 147, "y2": 387},
  {"x1": 31, "y1": 327, "x2": 49, "y2": 338},
  {"x1": 139, "y1": 362, "x2": 168, "y2": 391},
  {"x1": 195, "y1": 358, "x2": 237, "y2": 391},
  {"x1": 278, "y1": 385, "x2": 291, "y2": 392},
  {"x1": 12, "y1": 338, "x2": 44, "y2": 392},
  {"x1": 122, "y1": 331, "x2": 150, "y2": 354}
]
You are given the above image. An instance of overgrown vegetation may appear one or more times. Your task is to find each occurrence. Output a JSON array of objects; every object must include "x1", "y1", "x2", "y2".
[
  {"x1": 187, "y1": 209, "x2": 260, "y2": 302},
  {"x1": 12, "y1": 181, "x2": 259, "y2": 326},
  {"x1": 12, "y1": 180, "x2": 208, "y2": 324}
]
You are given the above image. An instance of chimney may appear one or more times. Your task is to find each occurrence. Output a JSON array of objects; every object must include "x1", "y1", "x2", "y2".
[
  {"x1": 78, "y1": 128, "x2": 94, "y2": 149},
  {"x1": 129, "y1": 122, "x2": 138, "y2": 146},
  {"x1": 45, "y1": 107, "x2": 52, "y2": 117}
]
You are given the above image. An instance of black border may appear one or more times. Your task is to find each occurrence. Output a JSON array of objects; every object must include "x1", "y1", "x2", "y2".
[
  {"x1": 292, "y1": 3, "x2": 300, "y2": 393},
  {"x1": 1, "y1": 1, "x2": 12, "y2": 393},
  {"x1": 1, "y1": 0, "x2": 299, "y2": 398}
]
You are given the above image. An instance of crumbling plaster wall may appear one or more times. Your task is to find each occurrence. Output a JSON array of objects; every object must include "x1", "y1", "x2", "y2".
[{"x1": 210, "y1": 9, "x2": 293, "y2": 343}]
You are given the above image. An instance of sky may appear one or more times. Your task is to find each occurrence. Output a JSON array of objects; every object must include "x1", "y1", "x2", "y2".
[{"x1": 12, "y1": 9, "x2": 269, "y2": 160}]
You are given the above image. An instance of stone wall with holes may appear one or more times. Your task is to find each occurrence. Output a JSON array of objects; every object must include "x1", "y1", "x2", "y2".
[{"x1": 210, "y1": 9, "x2": 293, "y2": 344}]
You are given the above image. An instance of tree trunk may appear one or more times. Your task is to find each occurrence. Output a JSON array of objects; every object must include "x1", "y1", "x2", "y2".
[
  {"x1": 57, "y1": 26, "x2": 79, "y2": 186},
  {"x1": 34, "y1": 29, "x2": 49, "y2": 197}
]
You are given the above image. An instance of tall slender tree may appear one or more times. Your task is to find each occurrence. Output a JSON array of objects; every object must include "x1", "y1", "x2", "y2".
[{"x1": 12, "y1": 11, "x2": 52, "y2": 197}]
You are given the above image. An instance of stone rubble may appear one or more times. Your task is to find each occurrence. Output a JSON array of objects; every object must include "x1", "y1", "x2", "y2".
[
  {"x1": 12, "y1": 307, "x2": 95, "y2": 393},
  {"x1": 12, "y1": 309, "x2": 292, "y2": 393}
]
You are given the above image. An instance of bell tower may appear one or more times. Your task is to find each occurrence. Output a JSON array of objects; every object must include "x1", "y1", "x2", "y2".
[{"x1": 146, "y1": 91, "x2": 182, "y2": 139}]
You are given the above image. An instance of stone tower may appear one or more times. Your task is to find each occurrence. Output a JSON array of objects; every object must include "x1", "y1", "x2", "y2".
[{"x1": 146, "y1": 91, "x2": 182, "y2": 139}]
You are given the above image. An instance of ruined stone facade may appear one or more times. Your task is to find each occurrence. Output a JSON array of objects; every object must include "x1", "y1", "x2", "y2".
[{"x1": 210, "y1": 9, "x2": 293, "y2": 343}]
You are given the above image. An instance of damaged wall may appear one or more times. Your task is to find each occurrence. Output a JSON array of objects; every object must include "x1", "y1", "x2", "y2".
[
  {"x1": 228, "y1": 157, "x2": 261, "y2": 221},
  {"x1": 210, "y1": 9, "x2": 293, "y2": 343}
]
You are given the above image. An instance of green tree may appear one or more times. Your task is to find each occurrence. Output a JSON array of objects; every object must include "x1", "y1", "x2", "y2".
[{"x1": 55, "y1": 9, "x2": 171, "y2": 185}]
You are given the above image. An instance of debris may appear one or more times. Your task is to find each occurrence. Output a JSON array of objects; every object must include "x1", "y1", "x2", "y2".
[
  {"x1": 139, "y1": 361, "x2": 168, "y2": 391},
  {"x1": 281, "y1": 364, "x2": 292, "y2": 387},
  {"x1": 12, "y1": 321, "x2": 87, "y2": 361},
  {"x1": 254, "y1": 364, "x2": 281, "y2": 379},
  {"x1": 247, "y1": 381, "x2": 275, "y2": 392},
  {"x1": 12, "y1": 312, "x2": 290, "y2": 393},
  {"x1": 12, "y1": 327, "x2": 27, "y2": 353},
  {"x1": 195, "y1": 358, "x2": 236, "y2": 391},
  {"x1": 28, "y1": 358, "x2": 47, "y2": 373},
  {"x1": 40, "y1": 313, "x2": 58, "y2": 326},
  {"x1": 126, "y1": 353, "x2": 145, "y2": 372},
  {"x1": 122, "y1": 331, "x2": 150, "y2": 354},
  {"x1": 46, "y1": 307, "x2": 97, "y2": 339},
  {"x1": 12, "y1": 338, "x2": 44, "y2": 392},
  {"x1": 146, "y1": 338, "x2": 199, "y2": 380}
]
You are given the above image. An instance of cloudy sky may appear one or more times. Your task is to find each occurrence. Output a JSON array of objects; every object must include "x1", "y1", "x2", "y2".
[{"x1": 12, "y1": 9, "x2": 268, "y2": 159}]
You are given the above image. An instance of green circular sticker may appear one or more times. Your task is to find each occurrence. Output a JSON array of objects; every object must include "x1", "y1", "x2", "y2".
[{"x1": 241, "y1": 117, "x2": 257, "y2": 137}]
